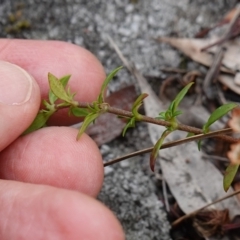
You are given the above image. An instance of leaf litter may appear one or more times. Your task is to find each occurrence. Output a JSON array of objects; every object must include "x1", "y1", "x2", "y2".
[{"x1": 108, "y1": 36, "x2": 240, "y2": 239}]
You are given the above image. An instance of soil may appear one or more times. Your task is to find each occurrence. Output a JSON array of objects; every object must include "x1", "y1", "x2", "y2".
[{"x1": 0, "y1": 1, "x2": 238, "y2": 239}]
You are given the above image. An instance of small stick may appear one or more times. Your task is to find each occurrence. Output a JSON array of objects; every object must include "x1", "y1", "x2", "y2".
[
  {"x1": 104, "y1": 128, "x2": 233, "y2": 167},
  {"x1": 201, "y1": 5, "x2": 240, "y2": 52},
  {"x1": 203, "y1": 48, "x2": 224, "y2": 100},
  {"x1": 160, "y1": 67, "x2": 188, "y2": 74},
  {"x1": 172, "y1": 189, "x2": 240, "y2": 227}
]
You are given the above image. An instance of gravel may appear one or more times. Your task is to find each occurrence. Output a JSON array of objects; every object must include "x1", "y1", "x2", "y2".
[{"x1": 0, "y1": 0, "x2": 237, "y2": 239}]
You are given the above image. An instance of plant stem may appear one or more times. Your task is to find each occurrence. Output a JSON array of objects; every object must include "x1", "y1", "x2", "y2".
[
  {"x1": 73, "y1": 103, "x2": 238, "y2": 143},
  {"x1": 172, "y1": 189, "x2": 240, "y2": 227},
  {"x1": 104, "y1": 128, "x2": 233, "y2": 167}
]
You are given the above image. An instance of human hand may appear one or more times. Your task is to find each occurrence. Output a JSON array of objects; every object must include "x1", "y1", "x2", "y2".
[{"x1": 0, "y1": 39, "x2": 124, "y2": 239}]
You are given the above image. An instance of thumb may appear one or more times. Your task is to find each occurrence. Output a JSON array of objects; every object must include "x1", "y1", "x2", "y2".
[{"x1": 0, "y1": 61, "x2": 41, "y2": 151}]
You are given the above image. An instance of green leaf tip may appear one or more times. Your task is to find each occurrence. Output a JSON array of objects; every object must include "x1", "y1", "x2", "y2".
[
  {"x1": 150, "y1": 130, "x2": 171, "y2": 172},
  {"x1": 48, "y1": 73, "x2": 76, "y2": 105},
  {"x1": 98, "y1": 66, "x2": 123, "y2": 103},
  {"x1": 49, "y1": 74, "x2": 71, "y2": 104},
  {"x1": 157, "y1": 82, "x2": 193, "y2": 122},
  {"x1": 23, "y1": 110, "x2": 55, "y2": 135},
  {"x1": 223, "y1": 163, "x2": 239, "y2": 192},
  {"x1": 122, "y1": 117, "x2": 136, "y2": 137},
  {"x1": 70, "y1": 107, "x2": 89, "y2": 117},
  {"x1": 172, "y1": 82, "x2": 194, "y2": 113},
  {"x1": 132, "y1": 93, "x2": 148, "y2": 109},
  {"x1": 77, "y1": 112, "x2": 100, "y2": 140},
  {"x1": 203, "y1": 103, "x2": 238, "y2": 133}
]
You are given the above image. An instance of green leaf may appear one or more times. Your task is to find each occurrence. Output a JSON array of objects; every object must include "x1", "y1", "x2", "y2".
[
  {"x1": 156, "y1": 83, "x2": 192, "y2": 123},
  {"x1": 42, "y1": 100, "x2": 56, "y2": 112},
  {"x1": 132, "y1": 93, "x2": 148, "y2": 110},
  {"x1": 156, "y1": 112, "x2": 166, "y2": 120},
  {"x1": 165, "y1": 110, "x2": 172, "y2": 120},
  {"x1": 97, "y1": 66, "x2": 123, "y2": 103},
  {"x1": 168, "y1": 101, "x2": 175, "y2": 112},
  {"x1": 77, "y1": 112, "x2": 100, "y2": 139},
  {"x1": 122, "y1": 117, "x2": 136, "y2": 136},
  {"x1": 23, "y1": 110, "x2": 54, "y2": 135},
  {"x1": 70, "y1": 107, "x2": 89, "y2": 117},
  {"x1": 223, "y1": 164, "x2": 239, "y2": 192},
  {"x1": 132, "y1": 93, "x2": 148, "y2": 118},
  {"x1": 150, "y1": 130, "x2": 171, "y2": 172},
  {"x1": 59, "y1": 75, "x2": 71, "y2": 86},
  {"x1": 49, "y1": 74, "x2": 71, "y2": 104},
  {"x1": 48, "y1": 73, "x2": 74, "y2": 104},
  {"x1": 172, "y1": 110, "x2": 182, "y2": 118},
  {"x1": 172, "y1": 82, "x2": 194, "y2": 113},
  {"x1": 203, "y1": 103, "x2": 238, "y2": 133}
]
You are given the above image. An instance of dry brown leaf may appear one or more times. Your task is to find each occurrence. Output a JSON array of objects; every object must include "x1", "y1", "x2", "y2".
[
  {"x1": 227, "y1": 144, "x2": 240, "y2": 165},
  {"x1": 109, "y1": 36, "x2": 240, "y2": 226},
  {"x1": 156, "y1": 37, "x2": 234, "y2": 73},
  {"x1": 233, "y1": 182, "x2": 240, "y2": 203},
  {"x1": 228, "y1": 107, "x2": 240, "y2": 132},
  {"x1": 219, "y1": 74, "x2": 240, "y2": 95},
  {"x1": 193, "y1": 209, "x2": 230, "y2": 238},
  {"x1": 157, "y1": 36, "x2": 240, "y2": 95}
]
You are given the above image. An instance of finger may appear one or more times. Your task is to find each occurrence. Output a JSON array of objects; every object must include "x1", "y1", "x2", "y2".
[
  {"x1": 0, "y1": 127, "x2": 104, "y2": 197},
  {"x1": 0, "y1": 61, "x2": 41, "y2": 151},
  {"x1": 0, "y1": 180, "x2": 125, "y2": 240},
  {"x1": 0, "y1": 39, "x2": 106, "y2": 125}
]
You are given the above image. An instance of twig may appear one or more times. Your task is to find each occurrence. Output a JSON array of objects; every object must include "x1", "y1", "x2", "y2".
[
  {"x1": 203, "y1": 48, "x2": 224, "y2": 100},
  {"x1": 202, "y1": 153, "x2": 229, "y2": 162},
  {"x1": 160, "y1": 67, "x2": 188, "y2": 74},
  {"x1": 172, "y1": 189, "x2": 240, "y2": 227},
  {"x1": 201, "y1": 5, "x2": 240, "y2": 52},
  {"x1": 201, "y1": 6, "x2": 240, "y2": 98},
  {"x1": 58, "y1": 101, "x2": 238, "y2": 144},
  {"x1": 104, "y1": 128, "x2": 233, "y2": 167},
  {"x1": 106, "y1": 36, "x2": 238, "y2": 143}
]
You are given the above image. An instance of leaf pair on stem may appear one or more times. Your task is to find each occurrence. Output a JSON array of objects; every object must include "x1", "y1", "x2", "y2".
[{"x1": 24, "y1": 67, "x2": 239, "y2": 192}]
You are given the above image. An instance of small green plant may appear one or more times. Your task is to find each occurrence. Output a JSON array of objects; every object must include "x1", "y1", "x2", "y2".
[{"x1": 24, "y1": 67, "x2": 239, "y2": 192}]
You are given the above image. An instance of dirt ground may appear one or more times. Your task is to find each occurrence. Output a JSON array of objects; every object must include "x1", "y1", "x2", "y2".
[{"x1": 0, "y1": 1, "x2": 238, "y2": 239}]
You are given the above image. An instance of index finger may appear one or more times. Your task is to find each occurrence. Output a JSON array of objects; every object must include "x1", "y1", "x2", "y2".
[{"x1": 0, "y1": 39, "x2": 106, "y2": 125}]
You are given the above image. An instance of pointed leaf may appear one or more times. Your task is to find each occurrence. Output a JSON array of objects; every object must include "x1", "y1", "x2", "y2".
[
  {"x1": 168, "y1": 101, "x2": 175, "y2": 112},
  {"x1": 156, "y1": 112, "x2": 166, "y2": 120},
  {"x1": 132, "y1": 93, "x2": 148, "y2": 109},
  {"x1": 59, "y1": 75, "x2": 71, "y2": 86},
  {"x1": 48, "y1": 73, "x2": 73, "y2": 104},
  {"x1": 203, "y1": 103, "x2": 238, "y2": 133},
  {"x1": 77, "y1": 112, "x2": 100, "y2": 139},
  {"x1": 150, "y1": 130, "x2": 170, "y2": 172},
  {"x1": 23, "y1": 110, "x2": 54, "y2": 135},
  {"x1": 122, "y1": 117, "x2": 136, "y2": 137},
  {"x1": 49, "y1": 74, "x2": 71, "y2": 104},
  {"x1": 223, "y1": 164, "x2": 239, "y2": 192},
  {"x1": 172, "y1": 110, "x2": 183, "y2": 117},
  {"x1": 98, "y1": 66, "x2": 123, "y2": 103},
  {"x1": 70, "y1": 107, "x2": 90, "y2": 117},
  {"x1": 172, "y1": 82, "x2": 194, "y2": 112}
]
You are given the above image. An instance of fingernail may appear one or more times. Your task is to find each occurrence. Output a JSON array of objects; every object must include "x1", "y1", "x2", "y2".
[{"x1": 0, "y1": 61, "x2": 32, "y2": 105}]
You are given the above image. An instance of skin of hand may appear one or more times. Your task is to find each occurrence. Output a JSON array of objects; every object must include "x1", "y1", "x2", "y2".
[{"x1": 0, "y1": 39, "x2": 125, "y2": 240}]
